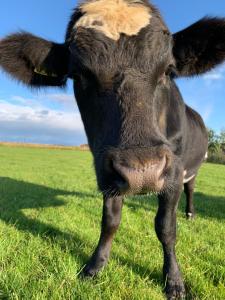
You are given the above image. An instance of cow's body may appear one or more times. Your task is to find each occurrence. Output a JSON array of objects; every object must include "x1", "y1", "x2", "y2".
[
  {"x1": 0, "y1": 1, "x2": 224, "y2": 299},
  {"x1": 183, "y1": 104, "x2": 208, "y2": 177},
  {"x1": 172, "y1": 83, "x2": 208, "y2": 218}
]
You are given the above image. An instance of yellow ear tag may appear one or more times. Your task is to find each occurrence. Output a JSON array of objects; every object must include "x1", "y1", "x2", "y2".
[{"x1": 34, "y1": 67, "x2": 58, "y2": 78}]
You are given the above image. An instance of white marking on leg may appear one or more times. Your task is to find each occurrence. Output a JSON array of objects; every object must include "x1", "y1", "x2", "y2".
[{"x1": 183, "y1": 173, "x2": 195, "y2": 184}]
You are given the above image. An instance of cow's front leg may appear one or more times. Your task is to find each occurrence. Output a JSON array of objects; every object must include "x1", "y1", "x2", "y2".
[
  {"x1": 155, "y1": 185, "x2": 185, "y2": 299},
  {"x1": 82, "y1": 195, "x2": 123, "y2": 277},
  {"x1": 184, "y1": 176, "x2": 196, "y2": 219}
]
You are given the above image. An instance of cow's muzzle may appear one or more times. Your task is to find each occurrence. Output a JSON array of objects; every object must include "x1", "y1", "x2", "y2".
[{"x1": 105, "y1": 146, "x2": 172, "y2": 194}]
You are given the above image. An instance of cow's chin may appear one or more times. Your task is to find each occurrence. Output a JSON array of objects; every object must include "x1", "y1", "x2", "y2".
[
  {"x1": 118, "y1": 178, "x2": 165, "y2": 196},
  {"x1": 102, "y1": 178, "x2": 166, "y2": 198}
]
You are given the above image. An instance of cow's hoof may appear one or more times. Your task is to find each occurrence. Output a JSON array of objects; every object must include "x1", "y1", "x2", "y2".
[
  {"x1": 186, "y1": 212, "x2": 195, "y2": 220},
  {"x1": 165, "y1": 279, "x2": 186, "y2": 300},
  {"x1": 80, "y1": 265, "x2": 99, "y2": 278}
]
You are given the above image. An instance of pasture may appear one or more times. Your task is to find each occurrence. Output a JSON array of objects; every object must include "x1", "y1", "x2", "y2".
[{"x1": 0, "y1": 145, "x2": 224, "y2": 300}]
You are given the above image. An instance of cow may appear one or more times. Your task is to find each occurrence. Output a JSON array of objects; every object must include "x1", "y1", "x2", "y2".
[{"x1": 0, "y1": 1, "x2": 224, "y2": 299}]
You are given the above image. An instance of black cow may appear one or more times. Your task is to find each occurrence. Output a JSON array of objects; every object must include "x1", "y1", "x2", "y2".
[{"x1": 0, "y1": 1, "x2": 224, "y2": 299}]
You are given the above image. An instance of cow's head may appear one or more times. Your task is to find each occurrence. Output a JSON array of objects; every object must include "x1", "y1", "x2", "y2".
[{"x1": 0, "y1": 0, "x2": 225, "y2": 195}]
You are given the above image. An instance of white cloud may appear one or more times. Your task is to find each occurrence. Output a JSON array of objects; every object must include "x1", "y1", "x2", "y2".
[
  {"x1": 0, "y1": 100, "x2": 82, "y2": 130},
  {"x1": 201, "y1": 104, "x2": 213, "y2": 122},
  {"x1": 0, "y1": 98, "x2": 86, "y2": 145},
  {"x1": 185, "y1": 97, "x2": 213, "y2": 123},
  {"x1": 44, "y1": 93, "x2": 75, "y2": 102},
  {"x1": 11, "y1": 93, "x2": 77, "y2": 111},
  {"x1": 203, "y1": 63, "x2": 225, "y2": 82},
  {"x1": 203, "y1": 73, "x2": 223, "y2": 80}
]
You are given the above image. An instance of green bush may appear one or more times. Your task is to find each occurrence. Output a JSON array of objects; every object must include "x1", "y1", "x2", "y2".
[
  {"x1": 207, "y1": 128, "x2": 225, "y2": 165},
  {"x1": 207, "y1": 148, "x2": 225, "y2": 164}
]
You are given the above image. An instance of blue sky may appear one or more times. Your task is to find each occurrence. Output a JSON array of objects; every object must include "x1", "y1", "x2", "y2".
[{"x1": 0, "y1": 1, "x2": 225, "y2": 145}]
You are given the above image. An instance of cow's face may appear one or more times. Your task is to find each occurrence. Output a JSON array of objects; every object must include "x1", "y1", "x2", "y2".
[
  {"x1": 66, "y1": 1, "x2": 176, "y2": 195},
  {"x1": 1, "y1": 1, "x2": 225, "y2": 194}
]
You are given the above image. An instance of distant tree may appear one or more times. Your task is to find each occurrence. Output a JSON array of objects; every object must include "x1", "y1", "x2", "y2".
[
  {"x1": 207, "y1": 128, "x2": 220, "y2": 154},
  {"x1": 219, "y1": 129, "x2": 225, "y2": 152},
  {"x1": 207, "y1": 128, "x2": 225, "y2": 165}
]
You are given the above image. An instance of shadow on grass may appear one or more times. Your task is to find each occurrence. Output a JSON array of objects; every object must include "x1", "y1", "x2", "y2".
[
  {"x1": 115, "y1": 254, "x2": 163, "y2": 285},
  {"x1": 0, "y1": 176, "x2": 224, "y2": 299},
  {"x1": 126, "y1": 192, "x2": 225, "y2": 220},
  {"x1": 0, "y1": 285, "x2": 8, "y2": 300},
  {"x1": 0, "y1": 177, "x2": 90, "y2": 264},
  {"x1": 0, "y1": 177, "x2": 165, "y2": 293}
]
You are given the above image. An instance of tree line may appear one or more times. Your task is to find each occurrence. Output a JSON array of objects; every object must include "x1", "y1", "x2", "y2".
[{"x1": 207, "y1": 128, "x2": 225, "y2": 164}]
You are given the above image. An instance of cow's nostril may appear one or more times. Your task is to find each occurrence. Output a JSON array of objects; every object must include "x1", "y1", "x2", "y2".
[{"x1": 111, "y1": 162, "x2": 130, "y2": 192}]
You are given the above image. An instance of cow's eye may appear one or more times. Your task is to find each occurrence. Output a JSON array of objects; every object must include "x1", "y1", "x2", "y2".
[{"x1": 165, "y1": 64, "x2": 177, "y2": 78}]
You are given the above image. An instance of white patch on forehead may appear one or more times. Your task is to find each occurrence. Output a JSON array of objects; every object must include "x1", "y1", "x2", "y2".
[{"x1": 75, "y1": 0, "x2": 152, "y2": 40}]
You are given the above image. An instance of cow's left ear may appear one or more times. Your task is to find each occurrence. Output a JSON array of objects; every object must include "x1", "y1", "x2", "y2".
[{"x1": 173, "y1": 17, "x2": 225, "y2": 77}]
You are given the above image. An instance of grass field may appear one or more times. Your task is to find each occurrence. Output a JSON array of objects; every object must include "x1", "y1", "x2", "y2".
[{"x1": 0, "y1": 146, "x2": 224, "y2": 300}]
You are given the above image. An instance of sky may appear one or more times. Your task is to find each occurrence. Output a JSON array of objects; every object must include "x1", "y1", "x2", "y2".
[{"x1": 0, "y1": 0, "x2": 225, "y2": 145}]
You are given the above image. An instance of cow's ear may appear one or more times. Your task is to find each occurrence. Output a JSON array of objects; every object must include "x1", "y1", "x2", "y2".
[
  {"x1": 0, "y1": 32, "x2": 69, "y2": 87},
  {"x1": 173, "y1": 17, "x2": 225, "y2": 77}
]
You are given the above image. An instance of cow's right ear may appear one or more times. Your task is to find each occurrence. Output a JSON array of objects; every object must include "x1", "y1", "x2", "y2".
[{"x1": 0, "y1": 32, "x2": 69, "y2": 87}]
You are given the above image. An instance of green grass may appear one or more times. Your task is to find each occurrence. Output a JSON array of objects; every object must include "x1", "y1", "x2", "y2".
[{"x1": 0, "y1": 146, "x2": 224, "y2": 300}]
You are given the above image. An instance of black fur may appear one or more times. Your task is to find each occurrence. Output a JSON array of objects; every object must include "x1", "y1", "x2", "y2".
[
  {"x1": 173, "y1": 17, "x2": 225, "y2": 76},
  {"x1": 1, "y1": 2, "x2": 224, "y2": 299},
  {"x1": 0, "y1": 32, "x2": 69, "y2": 86}
]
